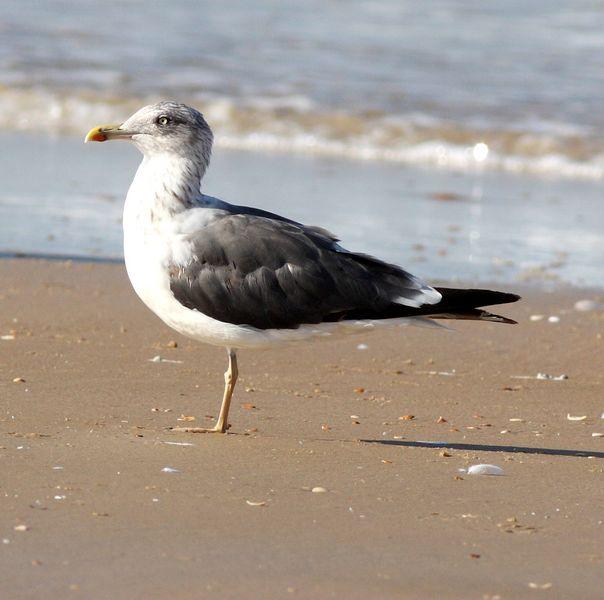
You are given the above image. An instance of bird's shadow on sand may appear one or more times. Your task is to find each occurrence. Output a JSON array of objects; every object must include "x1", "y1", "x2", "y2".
[{"x1": 361, "y1": 439, "x2": 604, "y2": 459}]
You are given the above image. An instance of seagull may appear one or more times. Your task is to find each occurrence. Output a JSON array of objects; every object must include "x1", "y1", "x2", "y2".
[{"x1": 85, "y1": 101, "x2": 519, "y2": 434}]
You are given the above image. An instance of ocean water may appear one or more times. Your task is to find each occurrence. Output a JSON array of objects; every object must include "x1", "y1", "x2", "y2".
[
  {"x1": 1, "y1": 133, "x2": 603, "y2": 288},
  {"x1": 1, "y1": 2, "x2": 603, "y2": 288},
  {"x1": 2, "y1": 0, "x2": 604, "y2": 178}
]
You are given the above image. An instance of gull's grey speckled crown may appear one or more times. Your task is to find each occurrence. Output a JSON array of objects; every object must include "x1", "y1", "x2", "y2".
[{"x1": 122, "y1": 101, "x2": 213, "y2": 167}]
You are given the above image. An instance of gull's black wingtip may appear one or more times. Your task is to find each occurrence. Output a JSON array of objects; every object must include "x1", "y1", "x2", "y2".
[{"x1": 423, "y1": 288, "x2": 521, "y2": 325}]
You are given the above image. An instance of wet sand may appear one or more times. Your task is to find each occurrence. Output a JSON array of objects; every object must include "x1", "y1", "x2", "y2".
[{"x1": 1, "y1": 259, "x2": 603, "y2": 599}]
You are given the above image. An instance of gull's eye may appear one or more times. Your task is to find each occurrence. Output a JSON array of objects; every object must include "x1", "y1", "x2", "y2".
[{"x1": 157, "y1": 115, "x2": 170, "y2": 126}]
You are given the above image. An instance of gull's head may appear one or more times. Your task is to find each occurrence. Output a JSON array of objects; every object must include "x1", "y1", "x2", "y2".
[{"x1": 85, "y1": 101, "x2": 213, "y2": 162}]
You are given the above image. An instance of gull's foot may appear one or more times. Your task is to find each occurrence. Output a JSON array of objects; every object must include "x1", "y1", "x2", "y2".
[{"x1": 170, "y1": 424, "x2": 229, "y2": 434}]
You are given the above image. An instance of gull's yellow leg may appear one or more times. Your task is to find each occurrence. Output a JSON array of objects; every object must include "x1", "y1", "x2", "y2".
[{"x1": 172, "y1": 349, "x2": 238, "y2": 434}]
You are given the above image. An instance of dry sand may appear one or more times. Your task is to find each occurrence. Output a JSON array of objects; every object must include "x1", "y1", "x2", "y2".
[{"x1": 1, "y1": 259, "x2": 603, "y2": 599}]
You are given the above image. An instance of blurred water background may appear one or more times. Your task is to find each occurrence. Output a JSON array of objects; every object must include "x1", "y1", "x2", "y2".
[{"x1": 1, "y1": 1, "x2": 603, "y2": 286}]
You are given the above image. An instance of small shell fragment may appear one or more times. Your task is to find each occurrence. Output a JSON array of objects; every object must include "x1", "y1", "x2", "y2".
[
  {"x1": 13, "y1": 525, "x2": 28, "y2": 532},
  {"x1": 148, "y1": 355, "x2": 183, "y2": 364},
  {"x1": 567, "y1": 414, "x2": 587, "y2": 421},
  {"x1": 467, "y1": 464, "x2": 504, "y2": 476},
  {"x1": 592, "y1": 433, "x2": 604, "y2": 438},
  {"x1": 161, "y1": 466, "x2": 180, "y2": 473},
  {"x1": 163, "y1": 441, "x2": 195, "y2": 446},
  {"x1": 311, "y1": 486, "x2": 327, "y2": 493},
  {"x1": 510, "y1": 373, "x2": 568, "y2": 381},
  {"x1": 536, "y1": 373, "x2": 568, "y2": 381},
  {"x1": 246, "y1": 500, "x2": 266, "y2": 507}
]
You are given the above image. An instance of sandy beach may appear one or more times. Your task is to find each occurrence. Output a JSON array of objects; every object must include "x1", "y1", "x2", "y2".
[
  {"x1": 1, "y1": 258, "x2": 602, "y2": 599},
  {"x1": 3, "y1": 3, "x2": 604, "y2": 598}
]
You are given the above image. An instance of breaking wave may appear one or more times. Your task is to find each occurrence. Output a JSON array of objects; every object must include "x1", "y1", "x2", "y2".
[{"x1": 2, "y1": 87, "x2": 604, "y2": 180}]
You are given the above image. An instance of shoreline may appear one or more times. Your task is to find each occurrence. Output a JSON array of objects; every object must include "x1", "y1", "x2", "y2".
[{"x1": 1, "y1": 258, "x2": 603, "y2": 598}]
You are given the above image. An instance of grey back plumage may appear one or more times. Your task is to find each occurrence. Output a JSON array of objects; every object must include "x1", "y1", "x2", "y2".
[{"x1": 169, "y1": 204, "x2": 440, "y2": 330}]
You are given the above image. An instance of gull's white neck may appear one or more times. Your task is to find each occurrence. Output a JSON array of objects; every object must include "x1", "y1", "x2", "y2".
[
  {"x1": 123, "y1": 152, "x2": 205, "y2": 291},
  {"x1": 127, "y1": 153, "x2": 205, "y2": 217}
]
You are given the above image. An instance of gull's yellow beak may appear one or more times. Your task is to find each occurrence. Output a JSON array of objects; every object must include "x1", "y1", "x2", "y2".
[{"x1": 84, "y1": 124, "x2": 133, "y2": 143}]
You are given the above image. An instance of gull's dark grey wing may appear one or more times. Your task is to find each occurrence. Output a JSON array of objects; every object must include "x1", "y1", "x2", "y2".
[{"x1": 168, "y1": 210, "x2": 441, "y2": 330}]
